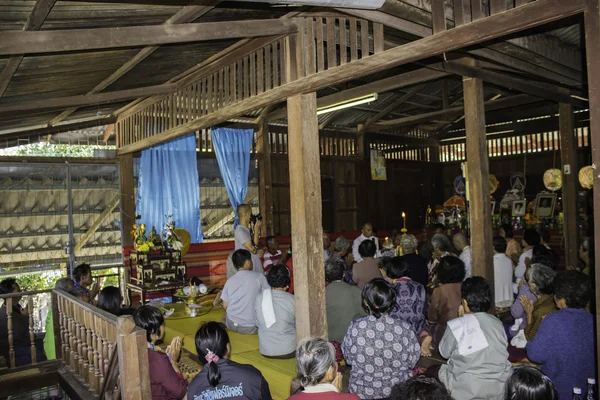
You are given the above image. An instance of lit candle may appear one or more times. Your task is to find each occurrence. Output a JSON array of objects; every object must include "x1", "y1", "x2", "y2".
[
  {"x1": 402, "y1": 212, "x2": 406, "y2": 230},
  {"x1": 384, "y1": 237, "x2": 389, "y2": 247}
]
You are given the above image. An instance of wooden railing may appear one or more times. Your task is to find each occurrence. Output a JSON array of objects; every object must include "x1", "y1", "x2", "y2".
[
  {"x1": 52, "y1": 289, "x2": 151, "y2": 399},
  {"x1": 1, "y1": 289, "x2": 51, "y2": 368},
  {"x1": 116, "y1": 16, "x2": 384, "y2": 151}
]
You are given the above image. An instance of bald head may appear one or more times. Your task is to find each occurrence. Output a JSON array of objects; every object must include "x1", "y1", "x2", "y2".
[
  {"x1": 361, "y1": 223, "x2": 374, "y2": 238},
  {"x1": 452, "y1": 233, "x2": 468, "y2": 252}
]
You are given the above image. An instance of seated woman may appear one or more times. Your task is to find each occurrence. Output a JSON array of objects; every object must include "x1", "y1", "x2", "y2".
[
  {"x1": 427, "y1": 234, "x2": 457, "y2": 288},
  {"x1": 387, "y1": 257, "x2": 426, "y2": 334},
  {"x1": 520, "y1": 264, "x2": 556, "y2": 340},
  {"x1": 187, "y1": 321, "x2": 272, "y2": 400},
  {"x1": 289, "y1": 338, "x2": 359, "y2": 399},
  {"x1": 97, "y1": 286, "x2": 135, "y2": 316},
  {"x1": 351, "y1": 240, "x2": 382, "y2": 289},
  {"x1": 427, "y1": 256, "x2": 465, "y2": 345},
  {"x1": 255, "y1": 264, "x2": 296, "y2": 358},
  {"x1": 0, "y1": 278, "x2": 46, "y2": 366},
  {"x1": 399, "y1": 234, "x2": 428, "y2": 287},
  {"x1": 133, "y1": 305, "x2": 187, "y2": 400},
  {"x1": 438, "y1": 277, "x2": 512, "y2": 399},
  {"x1": 342, "y1": 279, "x2": 420, "y2": 399},
  {"x1": 526, "y1": 271, "x2": 596, "y2": 400},
  {"x1": 504, "y1": 367, "x2": 558, "y2": 400}
]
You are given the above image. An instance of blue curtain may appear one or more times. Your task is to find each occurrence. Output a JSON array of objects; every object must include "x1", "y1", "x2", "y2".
[
  {"x1": 137, "y1": 134, "x2": 203, "y2": 243},
  {"x1": 211, "y1": 127, "x2": 253, "y2": 228}
]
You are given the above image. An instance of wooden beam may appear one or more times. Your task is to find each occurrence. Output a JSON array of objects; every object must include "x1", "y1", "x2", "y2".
[
  {"x1": 116, "y1": 317, "x2": 151, "y2": 399},
  {"x1": 442, "y1": 61, "x2": 587, "y2": 108},
  {"x1": 559, "y1": 102, "x2": 579, "y2": 268},
  {"x1": 583, "y1": 0, "x2": 600, "y2": 382},
  {"x1": 431, "y1": 0, "x2": 447, "y2": 33},
  {"x1": 119, "y1": 154, "x2": 135, "y2": 248},
  {"x1": 359, "y1": 85, "x2": 424, "y2": 131},
  {"x1": 287, "y1": 92, "x2": 327, "y2": 340},
  {"x1": 0, "y1": 116, "x2": 116, "y2": 143},
  {"x1": 47, "y1": 4, "x2": 217, "y2": 126},
  {"x1": 74, "y1": 196, "x2": 120, "y2": 254},
  {"x1": 0, "y1": 84, "x2": 176, "y2": 115},
  {"x1": 0, "y1": 0, "x2": 57, "y2": 99},
  {"x1": 463, "y1": 73, "x2": 494, "y2": 287},
  {"x1": 371, "y1": 94, "x2": 538, "y2": 129},
  {"x1": 0, "y1": 19, "x2": 299, "y2": 56},
  {"x1": 269, "y1": 67, "x2": 450, "y2": 121},
  {"x1": 117, "y1": 0, "x2": 585, "y2": 154}
]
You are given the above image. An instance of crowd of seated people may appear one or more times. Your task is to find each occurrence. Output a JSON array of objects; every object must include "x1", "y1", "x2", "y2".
[{"x1": 2, "y1": 220, "x2": 596, "y2": 400}]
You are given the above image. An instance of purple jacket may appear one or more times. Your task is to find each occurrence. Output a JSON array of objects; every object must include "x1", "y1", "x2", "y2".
[
  {"x1": 147, "y1": 349, "x2": 188, "y2": 400},
  {"x1": 527, "y1": 308, "x2": 596, "y2": 400},
  {"x1": 510, "y1": 282, "x2": 536, "y2": 332}
]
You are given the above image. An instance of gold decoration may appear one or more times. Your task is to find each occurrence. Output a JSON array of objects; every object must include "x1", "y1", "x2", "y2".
[
  {"x1": 444, "y1": 195, "x2": 466, "y2": 210},
  {"x1": 174, "y1": 228, "x2": 191, "y2": 257},
  {"x1": 543, "y1": 168, "x2": 562, "y2": 191},
  {"x1": 579, "y1": 166, "x2": 594, "y2": 189},
  {"x1": 489, "y1": 174, "x2": 499, "y2": 194}
]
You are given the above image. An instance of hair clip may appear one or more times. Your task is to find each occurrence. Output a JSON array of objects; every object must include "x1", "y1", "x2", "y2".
[{"x1": 205, "y1": 348, "x2": 220, "y2": 364}]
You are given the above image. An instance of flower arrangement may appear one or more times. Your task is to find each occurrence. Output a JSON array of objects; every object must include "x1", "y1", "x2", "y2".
[
  {"x1": 163, "y1": 214, "x2": 183, "y2": 251},
  {"x1": 131, "y1": 215, "x2": 155, "y2": 253}
]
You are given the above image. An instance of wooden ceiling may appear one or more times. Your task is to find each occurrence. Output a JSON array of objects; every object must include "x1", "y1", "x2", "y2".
[{"x1": 0, "y1": 0, "x2": 586, "y2": 148}]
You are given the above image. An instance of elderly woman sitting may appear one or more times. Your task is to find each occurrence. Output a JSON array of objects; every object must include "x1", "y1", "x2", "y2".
[
  {"x1": 289, "y1": 338, "x2": 359, "y2": 399},
  {"x1": 526, "y1": 271, "x2": 595, "y2": 400},
  {"x1": 428, "y1": 234, "x2": 457, "y2": 288},
  {"x1": 399, "y1": 234, "x2": 428, "y2": 287},
  {"x1": 519, "y1": 264, "x2": 557, "y2": 341},
  {"x1": 342, "y1": 279, "x2": 420, "y2": 399}
]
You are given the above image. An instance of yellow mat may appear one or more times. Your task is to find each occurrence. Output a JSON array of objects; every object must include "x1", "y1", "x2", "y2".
[{"x1": 164, "y1": 304, "x2": 295, "y2": 400}]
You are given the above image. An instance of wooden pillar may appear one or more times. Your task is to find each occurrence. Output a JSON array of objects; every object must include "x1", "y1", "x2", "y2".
[
  {"x1": 584, "y1": 0, "x2": 600, "y2": 381},
  {"x1": 119, "y1": 154, "x2": 135, "y2": 248},
  {"x1": 287, "y1": 92, "x2": 327, "y2": 340},
  {"x1": 116, "y1": 316, "x2": 151, "y2": 399},
  {"x1": 257, "y1": 117, "x2": 274, "y2": 236},
  {"x1": 463, "y1": 74, "x2": 494, "y2": 288},
  {"x1": 559, "y1": 103, "x2": 579, "y2": 268}
]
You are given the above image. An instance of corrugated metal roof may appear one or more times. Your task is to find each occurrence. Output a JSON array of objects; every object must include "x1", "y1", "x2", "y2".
[{"x1": 548, "y1": 25, "x2": 581, "y2": 47}]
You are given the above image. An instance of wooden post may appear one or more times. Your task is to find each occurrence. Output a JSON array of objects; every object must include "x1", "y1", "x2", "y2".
[
  {"x1": 463, "y1": 73, "x2": 494, "y2": 288},
  {"x1": 116, "y1": 316, "x2": 151, "y2": 400},
  {"x1": 287, "y1": 92, "x2": 327, "y2": 340},
  {"x1": 52, "y1": 291, "x2": 62, "y2": 360},
  {"x1": 119, "y1": 154, "x2": 135, "y2": 248},
  {"x1": 257, "y1": 117, "x2": 274, "y2": 236},
  {"x1": 584, "y1": 0, "x2": 600, "y2": 383},
  {"x1": 559, "y1": 102, "x2": 579, "y2": 268}
]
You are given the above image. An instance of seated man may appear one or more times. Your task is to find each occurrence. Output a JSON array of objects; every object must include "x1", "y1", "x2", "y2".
[
  {"x1": 226, "y1": 204, "x2": 264, "y2": 278},
  {"x1": 73, "y1": 263, "x2": 100, "y2": 303},
  {"x1": 219, "y1": 249, "x2": 269, "y2": 334},
  {"x1": 352, "y1": 222, "x2": 380, "y2": 263},
  {"x1": 263, "y1": 236, "x2": 288, "y2": 273},
  {"x1": 325, "y1": 258, "x2": 365, "y2": 343},
  {"x1": 438, "y1": 277, "x2": 511, "y2": 399}
]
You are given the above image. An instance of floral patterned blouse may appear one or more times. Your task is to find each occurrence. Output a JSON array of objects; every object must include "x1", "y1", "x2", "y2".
[{"x1": 341, "y1": 315, "x2": 420, "y2": 399}]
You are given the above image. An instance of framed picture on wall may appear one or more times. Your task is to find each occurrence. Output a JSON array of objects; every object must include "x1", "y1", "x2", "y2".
[
  {"x1": 370, "y1": 149, "x2": 387, "y2": 181},
  {"x1": 534, "y1": 193, "x2": 557, "y2": 218},
  {"x1": 512, "y1": 200, "x2": 526, "y2": 217}
]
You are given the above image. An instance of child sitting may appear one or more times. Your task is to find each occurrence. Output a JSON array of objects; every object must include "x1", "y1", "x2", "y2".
[
  {"x1": 218, "y1": 249, "x2": 269, "y2": 334},
  {"x1": 73, "y1": 263, "x2": 100, "y2": 303},
  {"x1": 187, "y1": 321, "x2": 272, "y2": 400},
  {"x1": 133, "y1": 305, "x2": 187, "y2": 400},
  {"x1": 438, "y1": 276, "x2": 511, "y2": 399}
]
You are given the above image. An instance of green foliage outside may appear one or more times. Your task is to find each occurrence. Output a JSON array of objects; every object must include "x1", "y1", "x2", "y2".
[{"x1": 0, "y1": 143, "x2": 115, "y2": 157}]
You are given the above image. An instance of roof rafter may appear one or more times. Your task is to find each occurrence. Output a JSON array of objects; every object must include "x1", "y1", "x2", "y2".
[
  {"x1": 0, "y1": 0, "x2": 57, "y2": 99},
  {"x1": 47, "y1": 3, "x2": 218, "y2": 126}
]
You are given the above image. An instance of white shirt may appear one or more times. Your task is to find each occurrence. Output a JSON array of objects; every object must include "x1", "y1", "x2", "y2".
[
  {"x1": 352, "y1": 234, "x2": 380, "y2": 263},
  {"x1": 493, "y1": 253, "x2": 514, "y2": 308},
  {"x1": 514, "y1": 248, "x2": 533, "y2": 294},
  {"x1": 459, "y1": 246, "x2": 472, "y2": 279}
]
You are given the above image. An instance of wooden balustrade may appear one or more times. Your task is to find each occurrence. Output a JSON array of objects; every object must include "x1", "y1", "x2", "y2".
[{"x1": 116, "y1": 16, "x2": 384, "y2": 151}]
